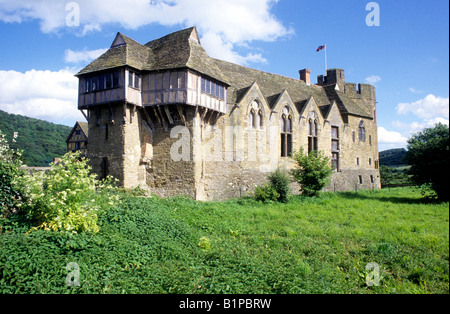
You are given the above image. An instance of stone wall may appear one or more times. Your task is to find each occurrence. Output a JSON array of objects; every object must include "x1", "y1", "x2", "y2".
[
  {"x1": 86, "y1": 75, "x2": 380, "y2": 201},
  {"x1": 87, "y1": 104, "x2": 126, "y2": 184}
]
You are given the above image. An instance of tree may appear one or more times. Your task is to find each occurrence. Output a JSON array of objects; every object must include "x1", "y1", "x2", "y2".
[
  {"x1": 379, "y1": 165, "x2": 394, "y2": 185},
  {"x1": 291, "y1": 148, "x2": 332, "y2": 197},
  {"x1": 404, "y1": 123, "x2": 449, "y2": 201}
]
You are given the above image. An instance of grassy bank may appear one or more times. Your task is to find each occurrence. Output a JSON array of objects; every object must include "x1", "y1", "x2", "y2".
[{"x1": 0, "y1": 187, "x2": 448, "y2": 294}]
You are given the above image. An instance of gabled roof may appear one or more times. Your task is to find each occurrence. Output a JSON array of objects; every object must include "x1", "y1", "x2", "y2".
[
  {"x1": 213, "y1": 58, "x2": 330, "y2": 109},
  {"x1": 76, "y1": 33, "x2": 150, "y2": 75},
  {"x1": 66, "y1": 121, "x2": 88, "y2": 143},
  {"x1": 76, "y1": 27, "x2": 229, "y2": 84}
]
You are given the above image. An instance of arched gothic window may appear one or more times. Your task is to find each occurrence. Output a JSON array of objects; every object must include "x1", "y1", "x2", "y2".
[
  {"x1": 281, "y1": 107, "x2": 293, "y2": 157},
  {"x1": 359, "y1": 121, "x2": 366, "y2": 142},
  {"x1": 308, "y1": 112, "x2": 319, "y2": 154},
  {"x1": 249, "y1": 100, "x2": 263, "y2": 129}
]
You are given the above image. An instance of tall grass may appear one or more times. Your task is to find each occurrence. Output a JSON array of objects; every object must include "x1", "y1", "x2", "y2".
[{"x1": 0, "y1": 187, "x2": 448, "y2": 294}]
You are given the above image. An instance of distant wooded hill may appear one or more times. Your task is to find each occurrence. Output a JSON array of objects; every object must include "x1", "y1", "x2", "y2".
[
  {"x1": 379, "y1": 148, "x2": 408, "y2": 167},
  {"x1": 0, "y1": 110, "x2": 72, "y2": 167}
]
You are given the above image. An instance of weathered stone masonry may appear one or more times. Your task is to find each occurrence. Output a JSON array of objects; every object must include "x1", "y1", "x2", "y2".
[{"x1": 75, "y1": 27, "x2": 381, "y2": 201}]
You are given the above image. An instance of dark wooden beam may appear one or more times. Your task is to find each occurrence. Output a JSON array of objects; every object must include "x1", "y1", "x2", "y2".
[
  {"x1": 201, "y1": 108, "x2": 208, "y2": 126},
  {"x1": 80, "y1": 109, "x2": 89, "y2": 123},
  {"x1": 176, "y1": 105, "x2": 187, "y2": 126},
  {"x1": 152, "y1": 107, "x2": 162, "y2": 126},
  {"x1": 157, "y1": 105, "x2": 168, "y2": 131},
  {"x1": 142, "y1": 107, "x2": 155, "y2": 131},
  {"x1": 164, "y1": 106, "x2": 174, "y2": 125}
]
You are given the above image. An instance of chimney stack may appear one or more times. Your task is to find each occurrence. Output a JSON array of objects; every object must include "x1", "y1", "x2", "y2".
[{"x1": 299, "y1": 69, "x2": 311, "y2": 85}]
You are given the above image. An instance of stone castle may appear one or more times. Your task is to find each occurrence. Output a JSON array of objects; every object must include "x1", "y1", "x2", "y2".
[{"x1": 76, "y1": 27, "x2": 381, "y2": 201}]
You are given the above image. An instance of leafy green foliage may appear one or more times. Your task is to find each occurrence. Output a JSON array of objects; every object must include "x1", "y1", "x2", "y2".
[
  {"x1": 254, "y1": 183, "x2": 280, "y2": 203},
  {"x1": 380, "y1": 165, "x2": 394, "y2": 185},
  {"x1": 0, "y1": 110, "x2": 72, "y2": 167},
  {"x1": 1, "y1": 130, "x2": 27, "y2": 231},
  {"x1": 198, "y1": 237, "x2": 211, "y2": 251},
  {"x1": 254, "y1": 168, "x2": 291, "y2": 203},
  {"x1": 267, "y1": 168, "x2": 291, "y2": 203},
  {"x1": 0, "y1": 188, "x2": 448, "y2": 294},
  {"x1": 14, "y1": 152, "x2": 119, "y2": 233},
  {"x1": 380, "y1": 165, "x2": 412, "y2": 186},
  {"x1": 291, "y1": 148, "x2": 332, "y2": 197},
  {"x1": 405, "y1": 123, "x2": 449, "y2": 201}
]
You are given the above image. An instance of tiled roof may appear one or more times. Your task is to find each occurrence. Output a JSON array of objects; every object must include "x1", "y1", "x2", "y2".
[
  {"x1": 78, "y1": 121, "x2": 89, "y2": 136},
  {"x1": 66, "y1": 121, "x2": 88, "y2": 143},
  {"x1": 323, "y1": 85, "x2": 371, "y2": 118},
  {"x1": 213, "y1": 58, "x2": 329, "y2": 107},
  {"x1": 76, "y1": 27, "x2": 228, "y2": 84},
  {"x1": 76, "y1": 26, "x2": 371, "y2": 119}
]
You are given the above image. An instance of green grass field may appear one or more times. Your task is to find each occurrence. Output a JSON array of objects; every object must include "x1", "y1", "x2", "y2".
[{"x1": 0, "y1": 187, "x2": 448, "y2": 294}]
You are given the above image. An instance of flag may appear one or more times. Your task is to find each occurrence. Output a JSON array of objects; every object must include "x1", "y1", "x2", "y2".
[{"x1": 316, "y1": 44, "x2": 326, "y2": 52}]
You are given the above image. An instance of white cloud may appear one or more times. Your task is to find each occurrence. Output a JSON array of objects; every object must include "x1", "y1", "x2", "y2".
[
  {"x1": 201, "y1": 31, "x2": 268, "y2": 65},
  {"x1": 0, "y1": 69, "x2": 82, "y2": 125},
  {"x1": 393, "y1": 118, "x2": 449, "y2": 135},
  {"x1": 0, "y1": 0, "x2": 293, "y2": 65},
  {"x1": 396, "y1": 94, "x2": 449, "y2": 120},
  {"x1": 392, "y1": 121, "x2": 424, "y2": 134},
  {"x1": 365, "y1": 75, "x2": 381, "y2": 85},
  {"x1": 427, "y1": 117, "x2": 450, "y2": 126},
  {"x1": 378, "y1": 127, "x2": 408, "y2": 146},
  {"x1": 409, "y1": 87, "x2": 424, "y2": 94},
  {"x1": 65, "y1": 48, "x2": 108, "y2": 64}
]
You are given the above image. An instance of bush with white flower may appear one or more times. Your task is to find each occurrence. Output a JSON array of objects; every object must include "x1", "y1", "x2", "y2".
[
  {"x1": 15, "y1": 152, "x2": 120, "y2": 234},
  {"x1": 1, "y1": 130, "x2": 25, "y2": 230}
]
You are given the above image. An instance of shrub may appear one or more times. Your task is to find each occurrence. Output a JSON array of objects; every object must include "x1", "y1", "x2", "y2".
[
  {"x1": 254, "y1": 183, "x2": 280, "y2": 203},
  {"x1": 0, "y1": 130, "x2": 26, "y2": 231},
  {"x1": 267, "y1": 168, "x2": 291, "y2": 203},
  {"x1": 379, "y1": 165, "x2": 394, "y2": 185},
  {"x1": 15, "y1": 152, "x2": 119, "y2": 233},
  {"x1": 291, "y1": 148, "x2": 332, "y2": 197}
]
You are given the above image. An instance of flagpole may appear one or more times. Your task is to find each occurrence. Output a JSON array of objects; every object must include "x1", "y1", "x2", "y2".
[{"x1": 324, "y1": 43, "x2": 327, "y2": 74}]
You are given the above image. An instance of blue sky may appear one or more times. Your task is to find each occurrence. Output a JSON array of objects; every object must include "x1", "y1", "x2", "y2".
[{"x1": 0, "y1": 0, "x2": 448, "y2": 151}]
